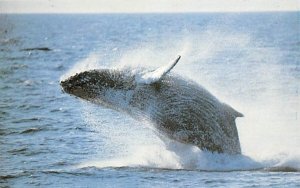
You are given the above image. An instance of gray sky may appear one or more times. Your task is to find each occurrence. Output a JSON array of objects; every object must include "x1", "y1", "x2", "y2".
[{"x1": 1, "y1": 0, "x2": 300, "y2": 13}]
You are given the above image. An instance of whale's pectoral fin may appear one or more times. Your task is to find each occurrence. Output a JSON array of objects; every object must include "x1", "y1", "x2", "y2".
[{"x1": 139, "y1": 55, "x2": 181, "y2": 84}]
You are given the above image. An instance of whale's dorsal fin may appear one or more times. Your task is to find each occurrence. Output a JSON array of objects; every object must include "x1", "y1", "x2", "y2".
[
  {"x1": 223, "y1": 103, "x2": 244, "y2": 119},
  {"x1": 138, "y1": 55, "x2": 181, "y2": 84}
]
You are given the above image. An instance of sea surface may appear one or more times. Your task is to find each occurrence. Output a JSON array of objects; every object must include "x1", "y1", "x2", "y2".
[{"x1": 0, "y1": 13, "x2": 299, "y2": 187}]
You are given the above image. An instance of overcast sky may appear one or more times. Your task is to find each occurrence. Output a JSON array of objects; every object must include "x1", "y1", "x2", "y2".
[{"x1": 1, "y1": 0, "x2": 300, "y2": 13}]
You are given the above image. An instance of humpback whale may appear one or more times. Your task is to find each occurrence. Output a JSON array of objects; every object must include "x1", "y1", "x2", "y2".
[{"x1": 60, "y1": 56, "x2": 243, "y2": 154}]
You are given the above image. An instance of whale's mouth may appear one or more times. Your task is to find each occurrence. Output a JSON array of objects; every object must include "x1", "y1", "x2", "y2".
[
  {"x1": 60, "y1": 79, "x2": 71, "y2": 94},
  {"x1": 60, "y1": 79, "x2": 81, "y2": 96},
  {"x1": 60, "y1": 75, "x2": 99, "y2": 100},
  {"x1": 60, "y1": 78, "x2": 83, "y2": 97},
  {"x1": 60, "y1": 72, "x2": 83, "y2": 94}
]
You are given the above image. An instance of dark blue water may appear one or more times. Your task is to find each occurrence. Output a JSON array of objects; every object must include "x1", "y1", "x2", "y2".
[{"x1": 0, "y1": 13, "x2": 299, "y2": 187}]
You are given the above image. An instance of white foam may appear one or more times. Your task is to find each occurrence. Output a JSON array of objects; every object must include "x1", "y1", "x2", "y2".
[{"x1": 78, "y1": 137, "x2": 262, "y2": 171}]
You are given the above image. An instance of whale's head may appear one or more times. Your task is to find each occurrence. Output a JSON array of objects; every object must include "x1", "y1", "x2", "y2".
[
  {"x1": 60, "y1": 55, "x2": 180, "y2": 109},
  {"x1": 60, "y1": 69, "x2": 136, "y2": 104}
]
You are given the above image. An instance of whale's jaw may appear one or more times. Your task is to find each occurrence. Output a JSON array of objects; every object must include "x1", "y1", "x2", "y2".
[
  {"x1": 60, "y1": 79, "x2": 72, "y2": 94},
  {"x1": 60, "y1": 69, "x2": 136, "y2": 104},
  {"x1": 60, "y1": 72, "x2": 99, "y2": 100},
  {"x1": 60, "y1": 76, "x2": 86, "y2": 98},
  {"x1": 61, "y1": 82, "x2": 90, "y2": 100}
]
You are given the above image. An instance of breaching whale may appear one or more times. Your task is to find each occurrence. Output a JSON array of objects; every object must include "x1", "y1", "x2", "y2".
[{"x1": 60, "y1": 56, "x2": 243, "y2": 154}]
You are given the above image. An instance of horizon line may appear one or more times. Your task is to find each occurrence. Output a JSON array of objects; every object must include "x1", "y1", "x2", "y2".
[
  {"x1": 1, "y1": 10, "x2": 300, "y2": 14},
  {"x1": 1, "y1": 0, "x2": 299, "y2": 14}
]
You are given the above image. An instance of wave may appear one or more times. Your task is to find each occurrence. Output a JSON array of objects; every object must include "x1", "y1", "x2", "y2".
[{"x1": 77, "y1": 134, "x2": 299, "y2": 172}]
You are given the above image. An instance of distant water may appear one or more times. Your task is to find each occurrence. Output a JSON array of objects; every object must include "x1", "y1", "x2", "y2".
[{"x1": 0, "y1": 13, "x2": 299, "y2": 187}]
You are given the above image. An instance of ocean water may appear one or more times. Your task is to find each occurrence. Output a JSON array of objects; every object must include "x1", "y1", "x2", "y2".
[{"x1": 0, "y1": 13, "x2": 299, "y2": 187}]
